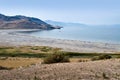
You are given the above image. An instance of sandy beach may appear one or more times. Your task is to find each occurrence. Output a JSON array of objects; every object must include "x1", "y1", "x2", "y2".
[{"x1": 0, "y1": 29, "x2": 120, "y2": 53}]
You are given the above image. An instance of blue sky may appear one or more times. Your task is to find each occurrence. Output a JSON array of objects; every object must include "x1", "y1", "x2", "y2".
[{"x1": 0, "y1": 0, "x2": 120, "y2": 25}]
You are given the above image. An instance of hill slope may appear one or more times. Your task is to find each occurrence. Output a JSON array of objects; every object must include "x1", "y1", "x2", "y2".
[
  {"x1": 0, "y1": 59, "x2": 120, "y2": 80},
  {"x1": 0, "y1": 14, "x2": 60, "y2": 29}
]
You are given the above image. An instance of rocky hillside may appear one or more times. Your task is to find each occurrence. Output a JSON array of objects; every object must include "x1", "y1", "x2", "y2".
[
  {"x1": 0, "y1": 59, "x2": 120, "y2": 80},
  {"x1": 0, "y1": 14, "x2": 60, "y2": 29}
]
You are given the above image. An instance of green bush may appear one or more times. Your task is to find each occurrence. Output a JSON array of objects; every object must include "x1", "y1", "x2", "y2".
[
  {"x1": 43, "y1": 52, "x2": 70, "y2": 64},
  {"x1": 91, "y1": 54, "x2": 112, "y2": 61}
]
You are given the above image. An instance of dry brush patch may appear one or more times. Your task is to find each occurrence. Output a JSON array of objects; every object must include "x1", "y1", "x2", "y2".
[
  {"x1": 0, "y1": 46, "x2": 60, "y2": 69},
  {"x1": 43, "y1": 52, "x2": 70, "y2": 64},
  {"x1": 0, "y1": 46, "x2": 120, "y2": 69}
]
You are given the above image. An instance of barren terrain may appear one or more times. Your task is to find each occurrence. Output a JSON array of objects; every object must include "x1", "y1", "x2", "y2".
[{"x1": 0, "y1": 59, "x2": 120, "y2": 80}]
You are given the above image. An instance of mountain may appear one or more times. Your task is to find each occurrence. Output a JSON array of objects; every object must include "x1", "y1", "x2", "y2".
[
  {"x1": 0, "y1": 14, "x2": 61, "y2": 29},
  {"x1": 45, "y1": 20, "x2": 86, "y2": 27}
]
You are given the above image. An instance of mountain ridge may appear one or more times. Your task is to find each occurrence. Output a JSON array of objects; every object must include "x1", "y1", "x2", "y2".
[
  {"x1": 45, "y1": 20, "x2": 120, "y2": 27},
  {"x1": 0, "y1": 14, "x2": 61, "y2": 29},
  {"x1": 45, "y1": 20, "x2": 86, "y2": 27}
]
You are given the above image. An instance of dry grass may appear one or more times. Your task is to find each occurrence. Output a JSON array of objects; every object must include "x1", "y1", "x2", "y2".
[
  {"x1": 70, "y1": 58, "x2": 90, "y2": 62},
  {"x1": 0, "y1": 46, "x2": 120, "y2": 69},
  {"x1": 0, "y1": 57, "x2": 90, "y2": 69},
  {"x1": 0, "y1": 57, "x2": 42, "y2": 68},
  {"x1": 0, "y1": 46, "x2": 61, "y2": 54}
]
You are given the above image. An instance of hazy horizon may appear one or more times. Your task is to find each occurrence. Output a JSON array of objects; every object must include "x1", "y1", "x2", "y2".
[{"x1": 0, "y1": 0, "x2": 120, "y2": 25}]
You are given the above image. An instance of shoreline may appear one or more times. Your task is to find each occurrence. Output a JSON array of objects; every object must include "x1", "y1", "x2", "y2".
[{"x1": 0, "y1": 29, "x2": 120, "y2": 53}]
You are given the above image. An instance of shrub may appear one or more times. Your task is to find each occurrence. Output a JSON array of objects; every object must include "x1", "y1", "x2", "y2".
[
  {"x1": 91, "y1": 56, "x2": 99, "y2": 61},
  {"x1": 31, "y1": 47, "x2": 39, "y2": 50},
  {"x1": 43, "y1": 52, "x2": 70, "y2": 64},
  {"x1": 0, "y1": 66, "x2": 12, "y2": 70},
  {"x1": 41, "y1": 46, "x2": 52, "y2": 52},
  {"x1": 0, "y1": 57, "x2": 8, "y2": 60},
  {"x1": 78, "y1": 59, "x2": 88, "y2": 62},
  {"x1": 102, "y1": 72, "x2": 109, "y2": 79},
  {"x1": 91, "y1": 54, "x2": 112, "y2": 61}
]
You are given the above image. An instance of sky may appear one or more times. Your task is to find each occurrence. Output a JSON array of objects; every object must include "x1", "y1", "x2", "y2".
[{"x1": 0, "y1": 0, "x2": 120, "y2": 25}]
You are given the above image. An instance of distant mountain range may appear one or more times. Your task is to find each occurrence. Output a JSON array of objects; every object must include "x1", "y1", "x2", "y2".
[
  {"x1": 45, "y1": 20, "x2": 120, "y2": 28},
  {"x1": 45, "y1": 20, "x2": 86, "y2": 27},
  {"x1": 0, "y1": 14, "x2": 61, "y2": 29}
]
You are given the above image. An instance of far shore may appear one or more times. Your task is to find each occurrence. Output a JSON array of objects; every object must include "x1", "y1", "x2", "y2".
[{"x1": 0, "y1": 29, "x2": 120, "y2": 53}]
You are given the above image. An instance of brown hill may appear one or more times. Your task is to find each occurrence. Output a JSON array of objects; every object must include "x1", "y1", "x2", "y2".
[{"x1": 0, "y1": 14, "x2": 61, "y2": 29}]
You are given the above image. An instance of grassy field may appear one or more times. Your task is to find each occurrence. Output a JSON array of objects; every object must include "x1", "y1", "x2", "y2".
[{"x1": 0, "y1": 46, "x2": 120, "y2": 69}]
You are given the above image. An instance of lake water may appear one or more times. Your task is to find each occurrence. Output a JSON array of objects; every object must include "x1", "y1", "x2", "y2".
[{"x1": 27, "y1": 25, "x2": 120, "y2": 44}]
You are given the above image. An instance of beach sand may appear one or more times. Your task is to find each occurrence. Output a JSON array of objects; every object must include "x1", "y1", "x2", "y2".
[{"x1": 0, "y1": 29, "x2": 120, "y2": 53}]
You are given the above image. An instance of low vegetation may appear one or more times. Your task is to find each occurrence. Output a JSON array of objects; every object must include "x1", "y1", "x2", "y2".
[
  {"x1": 0, "y1": 46, "x2": 60, "y2": 58},
  {"x1": 43, "y1": 52, "x2": 70, "y2": 64},
  {"x1": 0, "y1": 66, "x2": 12, "y2": 70},
  {"x1": 0, "y1": 46, "x2": 120, "y2": 69},
  {"x1": 91, "y1": 54, "x2": 112, "y2": 61}
]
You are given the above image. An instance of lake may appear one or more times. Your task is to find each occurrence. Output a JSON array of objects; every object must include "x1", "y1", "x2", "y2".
[{"x1": 27, "y1": 25, "x2": 120, "y2": 44}]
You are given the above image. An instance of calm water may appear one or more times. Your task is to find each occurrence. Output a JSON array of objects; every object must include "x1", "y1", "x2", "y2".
[{"x1": 27, "y1": 25, "x2": 120, "y2": 44}]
